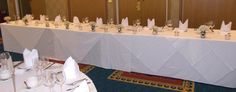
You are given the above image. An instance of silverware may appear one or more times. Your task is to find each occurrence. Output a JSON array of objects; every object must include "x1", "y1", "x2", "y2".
[
  {"x1": 24, "y1": 81, "x2": 31, "y2": 89},
  {"x1": 14, "y1": 62, "x2": 23, "y2": 68},
  {"x1": 67, "y1": 78, "x2": 88, "y2": 86},
  {"x1": 44, "y1": 62, "x2": 55, "y2": 70},
  {"x1": 66, "y1": 82, "x2": 91, "y2": 91}
]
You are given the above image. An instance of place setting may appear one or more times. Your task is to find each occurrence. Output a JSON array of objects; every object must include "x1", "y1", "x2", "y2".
[{"x1": 18, "y1": 55, "x2": 93, "y2": 92}]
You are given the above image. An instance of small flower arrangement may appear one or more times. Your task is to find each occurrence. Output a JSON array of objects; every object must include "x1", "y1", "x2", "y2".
[
  {"x1": 196, "y1": 25, "x2": 209, "y2": 38},
  {"x1": 90, "y1": 22, "x2": 96, "y2": 32},
  {"x1": 117, "y1": 24, "x2": 123, "y2": 33},
  {"x1": 152, "y1": 26, "x2": 159, "y2": 35},
  {"x1": 4, "y1": 16, "x2": 11, "y2": 23},
  {"x1": 22, "y1": 17, "x2": 29, "y2": 25},
  {"x1": 64, "y1": 21, "x2": 70, "y2": 29}
]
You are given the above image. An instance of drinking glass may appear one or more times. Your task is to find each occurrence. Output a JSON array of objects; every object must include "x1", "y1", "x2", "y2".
[
  {"x1": 84, "y1": 17, "x2": 89, "y2": 23},
  {"x1": 31, "y1": 15, "x2": 34, "y2": 20},
  {"x1": 108, "y1": 18, "x2": 114, "y2": 25},
  {"x1": 45, "y1": 15, "x2": 49, "y2": 21},
  {"x1": 33, "y1": 57, "x2": 48, "y2": 79},
  {"x1": 55, "y1": 72, "x2": 65, "y2": 92},
  {"x1": 62, "y1": 16, "x2": 66, "y2": 22},
  {"x1": 43, "y1": 71, "x2": 56, "y2": 92},
  {"x1": 136, "y1": 19, "x2": 141, "y2": 26},
  {"x1": 0, "y1": 52, "x2": 13, "y2": 81},
  {"x1": 165, "y1": 20, "x2": 174, "y2": 31}
]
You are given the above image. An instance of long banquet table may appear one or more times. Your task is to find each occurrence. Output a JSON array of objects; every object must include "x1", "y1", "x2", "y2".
[{"x1": 1, "y1": 21, "x2": 236, "y2": 88}]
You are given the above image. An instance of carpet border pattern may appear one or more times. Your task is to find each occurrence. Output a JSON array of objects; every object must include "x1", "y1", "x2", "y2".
[{"x1": 108, "y1": 71, "x2": 194, "y2": 92}]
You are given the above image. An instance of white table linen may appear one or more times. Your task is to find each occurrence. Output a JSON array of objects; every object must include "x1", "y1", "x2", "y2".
[{"x1": 1, "y1": 22, "x2": 236, "y2": 88}]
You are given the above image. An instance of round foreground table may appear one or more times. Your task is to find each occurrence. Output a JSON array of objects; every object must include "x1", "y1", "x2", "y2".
[{"x1": 0, "y1": 62, "x2": 97, "y2": 92}]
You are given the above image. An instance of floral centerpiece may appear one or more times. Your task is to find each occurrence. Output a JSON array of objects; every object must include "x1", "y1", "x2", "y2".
[
  {"x1": 22, "y1": 17, "x2": 28, "y2": 25},
  {"x1": 152, "y1": 26, "x2": 159, "y2": 35},
  {"x1": 117, "y1": 24, "x2": 123, "y2": 33},
  {"x1": 90, "y1": 21, "x2": 96, "y2": 32},
  {"x1": 196, "y1": 25, "x2": 209, "y2": 38},
  {"x1": 64, "y1": 21, "x2": 70, "y2": 29},
  {"x1": 4, "y1": 16, "x2": 11, "y2": 23}
]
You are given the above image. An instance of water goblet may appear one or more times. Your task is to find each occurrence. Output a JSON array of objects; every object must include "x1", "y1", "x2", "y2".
[
  {"x1": 31, "y1": 15, "x2": 34, "y2": 20},
  {"x1": 55, "y1": 72, "x2": 65, "y2": 92},
  {"x1": 136, "y1": 19, "x2": 141, "y2": 26},
  {"x1": 62, "y1": 16, "x2": 66, "y2": 22},
  {"x1": 0, "y1": 52, "x2": 13, "y2": 80},
  {"x1": 43, "y1": 71, "x2": 56, "y2": 92},
  {"x1": 108, "y1": 18, "x2": 114, "y2": 25},
  {"x1": 85, "y1": 17, "x2": 89, "y2": 23}
]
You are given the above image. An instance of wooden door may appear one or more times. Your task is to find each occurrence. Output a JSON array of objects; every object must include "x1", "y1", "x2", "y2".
[
  {"x1": 182, "y1": 0, "x2": 236, "y2": 29},
  {"x1": 69, "y1": 0, "x2": 107, "y2": 22},
  {"x1": 119, "y1": 0, "x2": 166, "y2": 26}
]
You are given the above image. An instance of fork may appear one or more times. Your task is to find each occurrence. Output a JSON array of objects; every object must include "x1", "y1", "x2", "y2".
[
  {"x1": 66, "y1": 82, "x2": 91, "y2": 91},
  {"x1": 67, "y1": 78, "x2": 88, "y2": 86}
]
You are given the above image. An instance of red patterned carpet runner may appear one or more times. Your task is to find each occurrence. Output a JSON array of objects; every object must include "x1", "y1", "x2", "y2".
[
  {"x1": 108, "y1": 71, "x2": 194, "y2": 92},
  {"x1": 49, "y1": 59, "x2": 95, "y2": 73}
]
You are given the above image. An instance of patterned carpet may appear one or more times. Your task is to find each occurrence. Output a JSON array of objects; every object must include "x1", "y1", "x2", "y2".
[{"x1": 108, "y1": 71, "x2": 194, "y2": 92}]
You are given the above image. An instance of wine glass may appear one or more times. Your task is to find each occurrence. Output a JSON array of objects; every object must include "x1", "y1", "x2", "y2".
[
  {"x1": 45, "y1": 15, "x2": 49, "y2": 21},
  {"x1": 165, "y1": 20, "x2": 174, "y2": 31},
  {"x1": 33, "y1": 57, "x2": 48, "y2": 79},
  {"x1": 30, "y1": 15, "x2": 34, "y2": 20},
  {"x1": 0, "y1": 52, "x2": 13, "y2": 80},
  {"x1": 108, "y1": 18, "x2": 114, "y2": 25},
  {"x1": 136, "y1": 19, "x2": 141, "y2": 26},
  {"x1": 84, "y1": 17, "x2": 89, "y2": 23},
  {"x1": 62, "y1": 16, "x2": 66, "y2": 22},
  {"x1": 43, "y1": 71, "x2": 56, "y2": 92},
  {"x1": 132, "y1": 20, "x2": 137, "y2": 27},
  {"x1": 55, "y1": 72, "x2": 65, "y2": 92}
]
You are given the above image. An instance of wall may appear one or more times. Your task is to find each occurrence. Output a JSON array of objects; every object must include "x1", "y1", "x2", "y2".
[
  {"x1": 183, "y1": 0, "x2": 236, "y2": 29},
  {"x1": 69, "y1": 0, "x2": 107, "y2": 22},
  {"x1": 30, "y1": 0, "x2": 46, "y2": 19},
  {"x1": 7, "y1": 0, "x2": 16, "y2": 17},
  {"x1": 45, "y1": 0, "x2": 69, "y2": 20}
]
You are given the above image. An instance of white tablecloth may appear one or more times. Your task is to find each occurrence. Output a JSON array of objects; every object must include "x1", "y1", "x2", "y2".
[
  {"x1": 0, "y1": 62, "x2": 97, "y2": 92},
  {"x1": 1, "y1": 22, "x2": 236, "y2": 88}
]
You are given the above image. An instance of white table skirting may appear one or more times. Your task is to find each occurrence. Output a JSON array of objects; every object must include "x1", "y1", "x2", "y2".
[{"x1": 1, "y1": 23, "x2": 236, "y2": 88}]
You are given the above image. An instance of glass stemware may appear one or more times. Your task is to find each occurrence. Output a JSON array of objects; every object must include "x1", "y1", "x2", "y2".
[
  {"x1": 84, "y1": 17, "x2": 89, "y2": 23},
  {"x1": 55, "y1": 72, "x2": 65, "y2": 92},
  {"x1": 43, "y1": 71, "x2": 56, "y2": 92},
  {"x1": 0, "y1": 52, "x2": 13, "y2": 80},
  {"x1": 31, "y1": 15, "x2": 34, "y2": 20},
  {"x1": 136, "y1": 19, "x2": 141, "y2": 26},
  {"x1": 165, "y1": 20, "x2": 174, "y2": 31}
]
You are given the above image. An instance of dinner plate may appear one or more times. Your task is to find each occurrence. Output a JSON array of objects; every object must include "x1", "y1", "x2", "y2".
[{"x1": 64, "y1": 71, "x2": 84, "y2": 85}]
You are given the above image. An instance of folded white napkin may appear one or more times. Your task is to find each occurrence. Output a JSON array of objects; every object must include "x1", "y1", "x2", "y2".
[
  {"x1": 40, "y1": 15, "x2": 46, "y2": 22},
  {"x1": 73, "y1": 16, "x2": 80, "y2": 24},
  {"x1": 220, "y1": 21, "x2": 232, "y2": 34},
  {"x1": 23, "y1": 49, "x2": 39, "y2": 68},
  {"x1": 121, "y1": 17, "x2": 129, "y2": 27},
  {"x1": 147, "y1": 18, "x2": 155, "y2": 29},
  {"x1": 63, "y1": 56, "x2": 80, "y2": 84},
  {"x1": 178, "y1": 19, "x2": 188, "y2": 32},
  {"x1": 73, "y1": 80, "x2": 89, "y2": 92},
  {"x1": 96, "y1": 17, "x2": 103, "y2": 26},
  {"x1": 55, "y1": 15, "x2": 62, "y2": 23}
]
